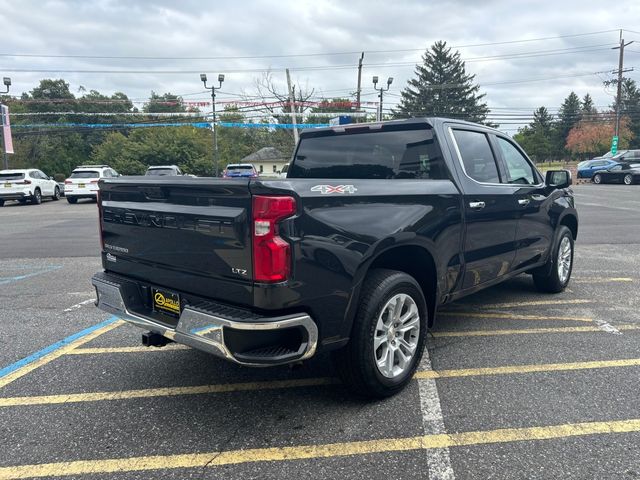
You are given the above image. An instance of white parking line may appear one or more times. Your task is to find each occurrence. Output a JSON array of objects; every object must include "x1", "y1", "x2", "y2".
[
  {"x1": 418, "y1": 347, "x2": 455, "y2": 480},
  {"x1": 63, "y1": 299, "x2": 95, "y2": 312}
]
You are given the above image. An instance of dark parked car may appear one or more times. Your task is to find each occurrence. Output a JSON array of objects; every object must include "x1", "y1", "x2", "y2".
[
  {"x1": 576, "y1": 158, "x2": 619, "y2": 178},
  {"x1": 592, "y1": 163, "x2": 640, "y2": 185},
  {"x1": 92, "y1": 118, "x2": 577, "y2": 397}
]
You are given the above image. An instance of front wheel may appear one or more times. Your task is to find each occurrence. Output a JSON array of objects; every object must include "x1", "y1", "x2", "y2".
[
  {"x1": 52, "y1": 186, "x2": 61, "y2": 200},
  {"x1": 624, "y1": 174, "x2": 633, "y2": 185},
  {"x1": 593, "y1": 174, "x2": 602, "y2": 184},
  {"x1": 532, "y1": 226, "x2": 574, "y2": 293},
  {"x1": 332, "y1": 269, "x2": 427, "y2": 398}
]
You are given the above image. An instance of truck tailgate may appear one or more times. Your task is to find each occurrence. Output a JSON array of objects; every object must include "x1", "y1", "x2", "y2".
[{"x1": 99, "y1": 177, "x2": 253, "y2": 305}]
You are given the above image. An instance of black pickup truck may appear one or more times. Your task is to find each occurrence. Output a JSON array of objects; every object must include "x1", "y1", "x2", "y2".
[{"x1": 92, "y1": 118, "x2": 577, "y2": 397}]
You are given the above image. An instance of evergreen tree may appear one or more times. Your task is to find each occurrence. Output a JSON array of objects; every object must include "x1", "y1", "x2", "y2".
[
  {"x1": 513, "y1": 107, "x2": 554, "y2": 162},
  {"x1": 616, "y1": 78, "x2": 640, "y2": 148},
  {"x1": 556, "y1": 92, "x2": 582, "y2": 157},
  {"x1": 581, "y1": 93, "x2": 597, "y2": 116},
  {"x1": 393, "y1": 41, "x2": 490, "y2": 124}
]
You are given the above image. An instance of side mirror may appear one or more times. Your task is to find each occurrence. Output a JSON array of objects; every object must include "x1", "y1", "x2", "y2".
[
  {"x1": 49, "y1": 176, "x2": 54, "y2": 180},
  {"x1": 546, "y1": 169, "x2": 572, "y2": 189}
]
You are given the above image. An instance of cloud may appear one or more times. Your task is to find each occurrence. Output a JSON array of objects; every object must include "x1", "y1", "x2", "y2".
[{"x1": 1, "y1": 0, "x2": 638, "y2": 130}]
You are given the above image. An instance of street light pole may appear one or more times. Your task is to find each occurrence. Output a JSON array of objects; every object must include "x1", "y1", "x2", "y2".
[
  {"x1": 1, "y1": 77, "x2": 11, "y2": 170},
  {"x1": 372, "y1": 76, "x2": 393, "y2": 122},
  {"x1": 200, "y1": 73, "x2": 225, "y2": 176}
]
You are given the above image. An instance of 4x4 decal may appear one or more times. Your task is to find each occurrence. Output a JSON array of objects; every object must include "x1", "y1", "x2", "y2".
[{"x1": 310, "y1": 185, "x2": 358, "y2": 194}]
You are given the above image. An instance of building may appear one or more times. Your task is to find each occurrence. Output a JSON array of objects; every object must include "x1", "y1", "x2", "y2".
[{"x1": 240, "y1": 147, "x2": 289, "y2": 177}]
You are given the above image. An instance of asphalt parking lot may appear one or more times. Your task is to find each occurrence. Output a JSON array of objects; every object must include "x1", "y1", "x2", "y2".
[{"x1": 1, "y1": 184, "x2": 639, "y2": 479}]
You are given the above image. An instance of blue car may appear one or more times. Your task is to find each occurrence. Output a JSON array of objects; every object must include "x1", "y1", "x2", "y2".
[{"x1": 576, "y1": 159, "x2": 619, "y2": 178}]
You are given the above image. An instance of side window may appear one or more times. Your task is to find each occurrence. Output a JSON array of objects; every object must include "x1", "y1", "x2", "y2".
[
  {"x1": 496, "y1": 137, "x2": 536, "y2": 185},
  {"x1": 610, "y1": 165, "x2": 622, "y2": 171},
  {"x1": 452, "y1": 129, "x2": 500, "y2": 183},
  {"x1": 29, "y1": 171, "x2": 39, "y2": 179},
  {"x1": 102, "y1": 170, "x2": 111, "y2": 178}
]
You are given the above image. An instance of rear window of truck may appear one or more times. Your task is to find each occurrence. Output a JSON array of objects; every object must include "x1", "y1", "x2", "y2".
[{"x1": 289, "y1": 126, "x2": 447, "y2": 179}]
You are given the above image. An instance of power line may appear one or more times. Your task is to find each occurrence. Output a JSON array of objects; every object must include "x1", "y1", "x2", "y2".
[
  {"x1": 0, "y1": 45, "x2": 619, "y2": 75},
  {"x1": 0, "y1": 29, "x2": 620, "y2": 61}
]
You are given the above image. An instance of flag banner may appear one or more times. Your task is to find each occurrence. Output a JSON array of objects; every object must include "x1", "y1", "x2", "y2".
[{"x1": 1, "y1": 105, "x2": 14, "y2": 154}]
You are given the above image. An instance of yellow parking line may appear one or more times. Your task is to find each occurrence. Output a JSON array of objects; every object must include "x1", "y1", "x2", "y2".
[
  {"x1": 2, "y1": 357, "x2": 640, "y2": 408},
  {"x1": 414, "y1": 358, "x2": 640, "y2": 380},
  {"x1": 573, "y1": 277, "x2": 634, "y2": 283},
  {"x1": 1, "y1": 418, "x2": 640, "y2": 479},
  {"x1": 438, "y1": 312, "x2": 593, "y2": 322},
  {"x1": 0, "y1": 321, "x2": 123, "y2": 389},
  {"x1": 432, "y1": 324, "x2": 640, "y2": 337},
  {"x1": 67, "y1": 344, "x2": 190, "y2": 355},
  {"x1": 0, "y1": 377, "x2": 338, "y2": 407},
  {"x1": 474, "y1": 299, "x2": 593, "y2": 309}
]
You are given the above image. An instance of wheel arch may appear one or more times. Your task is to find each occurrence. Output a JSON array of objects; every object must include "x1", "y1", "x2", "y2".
[
  {"x1": 347, "y1": 244, "x2": 439, "y2": 332},
  {"x1": 559, "y1": 213, "x2": 578, "y2": 240}
]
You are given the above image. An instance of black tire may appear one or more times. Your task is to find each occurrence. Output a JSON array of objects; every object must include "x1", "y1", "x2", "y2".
[
  {"x1": 52, "y1": 186, "x2": 61, "y2": 200},
  {"x1": 593, "y1": 174, "x2": 602, "y2": 184},
  {"x1": 532, "y1": 226, "x2": 574, "y2": 293},
  {"x1": 18, "y1": 199, "x2": 27, "y2": 205},
  {"x1": 67, "y1": 197, "x2": 78, "y2": 204},
  {"x1": 332, "y1": 269, "x2": 428, "y2": 398},
  {"x1": 32, "y1": 188, "x2": 42, "y2": 205},
  {"x1": 0, "y1": 199, "x2": 4, "y2": 207},
  {"x1": 624, "y1": 174, "x2": 632, "y2": 185}
]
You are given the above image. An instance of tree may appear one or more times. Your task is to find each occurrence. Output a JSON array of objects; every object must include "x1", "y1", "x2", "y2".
[
  {"x1": 617, "y1": 78, "x2": 640, "y2": 148},
  {"x1": 556, "y1": 92, "x2": 582, "y2": 156},
  {"x1": 143, "y1": 91, "x2": 187, "y2": 113},
  {"x1": 581, "y1": 93, "x2": 597, "y2": 116},
  {"x1": 393, "y1": 41, "x2": 491, "y2": 124},
  {"x1": 513, "y1": 106, "x2": 554, "y2": 162},
  {"x1": 565, "y1": 115, "x2": 632, "y2": 158}
]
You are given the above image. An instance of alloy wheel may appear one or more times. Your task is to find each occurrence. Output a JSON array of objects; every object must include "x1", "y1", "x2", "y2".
[
  {"x1": 557, "y1": 236, "x2": 572, "y2": 284},
  {"x1": 373, "y1": 293, "x2": 420, "y2": 379}
]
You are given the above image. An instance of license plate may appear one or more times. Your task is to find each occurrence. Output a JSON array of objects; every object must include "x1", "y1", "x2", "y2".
[
  {"x1": 78, "y1": 183, "x2": 85, "y2": 188},
  {"x1": 4, "y1": 183, "x2": 11, "y2": 188},
  {"x1": 152, "y1": 287, "x2": 181, "y2": 317}
]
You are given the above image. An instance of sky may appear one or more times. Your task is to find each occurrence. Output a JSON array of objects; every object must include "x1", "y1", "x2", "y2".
[{"x1": 1, "y1": 0, "x2": 640, "y2": 132}]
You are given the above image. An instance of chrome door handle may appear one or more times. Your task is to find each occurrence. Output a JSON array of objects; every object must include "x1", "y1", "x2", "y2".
[
  {"x1": 518, "y1": 198, "x2": 530, "y2": 206},
  {"x1": 469, "y1": 201, "x2": 486, "y2": 210}
]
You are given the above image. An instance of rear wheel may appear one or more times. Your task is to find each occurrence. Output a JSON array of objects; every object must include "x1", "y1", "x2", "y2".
[
  {"x1": 593, "y1": 174, "x2": 602, "y2": 184},
  {"x1": 67, "y1": 197, "x2": 78, "y2": 204},
  {"x1": 32, "y1": 188, "x2": 42, "y2": 205},
  {"x1": 332, "y1": 269, "x2": 427, "y2": 398},
  {"x1": 624, "y1": 174, "x2": 633, "y2": 185},
  {"x1": 532, "y1": 226, "x2": 574, "y2": 293},
  {"x1": 0, "y1": 199, "x2": 4, "y2": 207},
  {"x1": 52, "y1": 186, "x2": 61, "y2": 200}
]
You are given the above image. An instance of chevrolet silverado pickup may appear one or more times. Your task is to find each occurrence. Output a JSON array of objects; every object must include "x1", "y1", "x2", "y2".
[{"x1": 92, "y1": 118, "x2": 578, "y2": 397}]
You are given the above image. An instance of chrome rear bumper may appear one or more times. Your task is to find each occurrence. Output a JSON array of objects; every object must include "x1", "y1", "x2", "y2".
[{"x1": 91, "y1": 272, "x2": 318, "y2": 366}]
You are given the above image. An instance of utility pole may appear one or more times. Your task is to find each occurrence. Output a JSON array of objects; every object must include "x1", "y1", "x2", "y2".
[
  {"x1": 613, "y1": 30, "x2": 634, "y2": 138},
  {"x1": 372, "y1": 75, "x2": 393, "y2": 122},
  {"x1": 200, "y1": 73, "x2": 225, "y2": 176},
  {"x1": 355, "y1": 52, "x2": 364, "y2": 111},
  {"x1": 286, "y1": 69, "x2": 299, "y2": 144}
]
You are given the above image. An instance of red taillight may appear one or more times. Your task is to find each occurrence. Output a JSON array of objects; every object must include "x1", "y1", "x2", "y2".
[
  {"x1": 90, "y1": 180, "x2": 99, "y2": 184},
  {"x1": 64, "y1": 180, "x2": 72, "y2": 184},
  {"x1": 252, "y1": 195, "x2": 296, "y2": 283}
]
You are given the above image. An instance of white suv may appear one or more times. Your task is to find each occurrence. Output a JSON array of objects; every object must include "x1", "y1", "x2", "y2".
[
  {"x1": 64, "y1": 165, "x2": 119, "y2": 204},
  {"x1": 0, "y1": 169, "x2": 61, "y2": 207}
]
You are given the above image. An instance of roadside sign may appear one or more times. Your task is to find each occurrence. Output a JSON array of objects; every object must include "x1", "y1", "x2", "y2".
[
  {"x1": 1, "y1": 104, "x2": 14, "y2": 154},
  {"x1": 611, "y1": 135, "x2": 619, "y2": 155}
]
